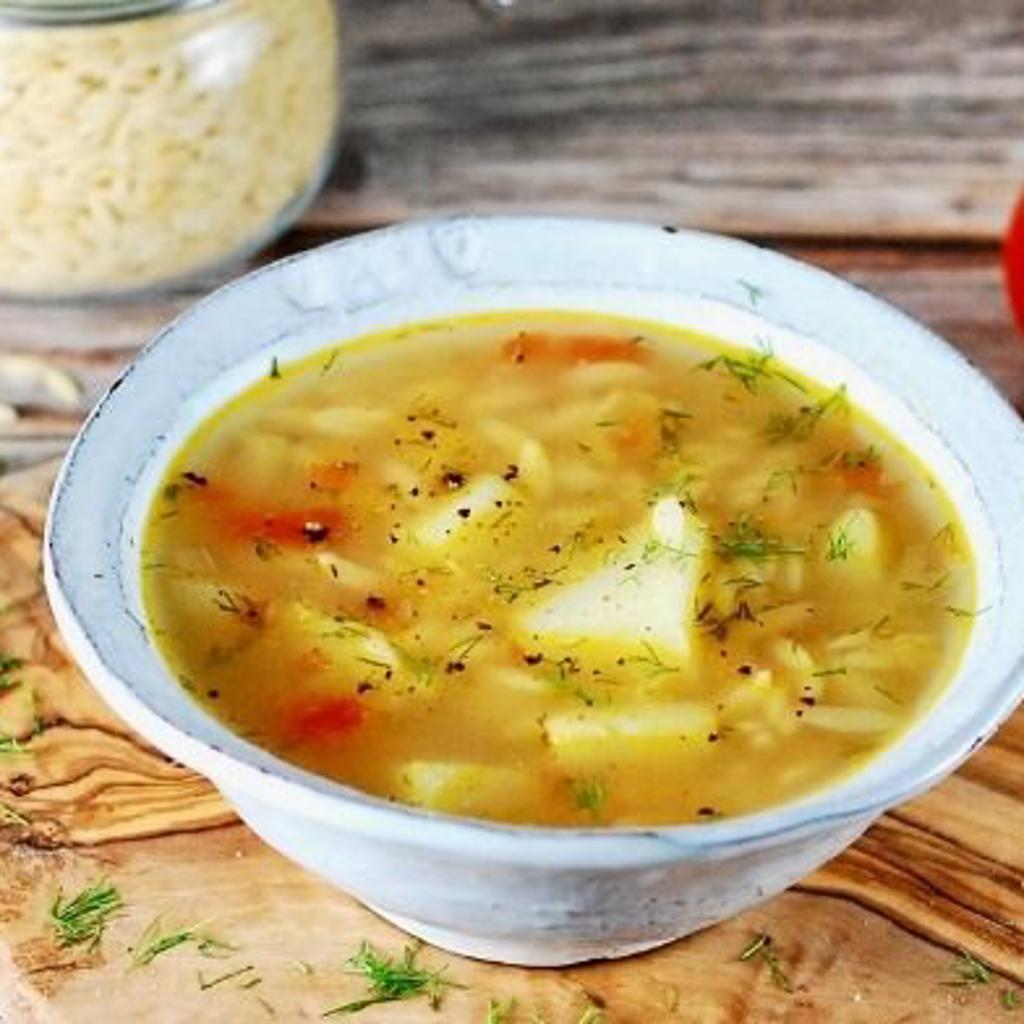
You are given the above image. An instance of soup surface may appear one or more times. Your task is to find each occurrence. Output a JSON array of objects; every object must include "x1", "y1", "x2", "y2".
[{"x1": 142, "y1": 312, "x2": 975, "y2": 826}]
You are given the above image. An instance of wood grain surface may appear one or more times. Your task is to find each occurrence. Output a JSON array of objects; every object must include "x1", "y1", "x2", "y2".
[{"x1": 3, "y1": 0, "x2": 1024, "y2": 1020}]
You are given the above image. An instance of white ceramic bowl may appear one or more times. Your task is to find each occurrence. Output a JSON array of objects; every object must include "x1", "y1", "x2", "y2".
[{"x1": 45, "y1": 217, "x2": 1024, "y2": 966}]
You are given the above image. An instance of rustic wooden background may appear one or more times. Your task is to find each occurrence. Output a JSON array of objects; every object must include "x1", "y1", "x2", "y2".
[{"x1": 2, "y1": 1, "x2": 1024, "y2": 1021}]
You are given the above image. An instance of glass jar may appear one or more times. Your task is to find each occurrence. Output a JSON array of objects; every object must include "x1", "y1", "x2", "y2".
[{"x1": 0, "y1": 0, "x2": 343, "y2": 300}]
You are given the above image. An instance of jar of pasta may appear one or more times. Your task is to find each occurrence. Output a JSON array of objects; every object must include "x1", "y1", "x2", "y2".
[{"x1": 0, "y1": 0, "x2": 342, "y2": 299}]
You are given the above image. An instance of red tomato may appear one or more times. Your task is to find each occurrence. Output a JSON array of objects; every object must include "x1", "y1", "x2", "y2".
[
  {"x1": 502, "y1": 332, "x2": 648, "y2": 365},
  {"x1": 1004, "y1": 192, "x2": 1024, "y2": 337},
  {"x1": 282, "y1": 696, "x2": 364, "y2": 743}
]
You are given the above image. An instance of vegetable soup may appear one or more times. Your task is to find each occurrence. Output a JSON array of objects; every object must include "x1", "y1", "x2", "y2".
[{"x1": 142, "y1": 312, "x2": 975, "y2": 826}]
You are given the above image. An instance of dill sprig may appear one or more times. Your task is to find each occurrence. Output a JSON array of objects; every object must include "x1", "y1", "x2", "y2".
[
  {"x1": 49, "y1": 879, "x2": 124, "y2": 952},
  {"x1": 0, "y1": 802, "x2": 29, "y2": 825},
  {"x1": 0, "y1": 733, "x2": 27, "y2": 755},
  {"x1": 625, "y1": 640, "x2": 680, "y2": 677},
  {"x1": 0, "y1": 651, "x2": 23, "y2": 690},
  {"x1": 945, "y1": 605, "x2": 989, "y2": 620},
  {"x1": 699, "y1": 347, "x2": 775, "y2": 394},
  {"x1": 1002, "y1": 988, "x2": 1021, "y2": 1010},
  {"x1": 572, "y1": 778, "x2": 606, "y2": 818},
  {"x1": 715, "y1": 518, "x2": 806, "y2": 561},
  {"x1": 130, "y1": 916, "x2": 235, "y2": 967},
  {"x1": 323, "y1": 941, "x2": 462, "y2": 1017},
  {"x1": 577, "y1": 1004, "x2": 607, "y2": 1024},
  {"x1": 945, "y1": 949, "x2": 993, "y2": 987},
  {"x1": 739, "y1": 932, "x2": 794, "y2": 993},
  {"x1": 765, "y1": 385, "x2": 847, "y2": 442},
  {"x1": 486, "y1": 997, "x2": 517, "y2": 1023},
  {"x1": 198, "y1": 964, "x2": 256, "y2": 991},
  {"x1": 825, "y1": 526, "x2": 854, "y2": 562}
]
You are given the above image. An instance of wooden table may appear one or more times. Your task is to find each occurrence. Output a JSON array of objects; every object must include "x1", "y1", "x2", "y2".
[{"x1": 3, "y1": 3, "x2": 1024, "y2": 1021}]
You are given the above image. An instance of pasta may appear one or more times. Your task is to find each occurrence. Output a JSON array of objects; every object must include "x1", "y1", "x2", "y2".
[{"x1": 0, "y1": 0, "x2": 340, "y2": 296}]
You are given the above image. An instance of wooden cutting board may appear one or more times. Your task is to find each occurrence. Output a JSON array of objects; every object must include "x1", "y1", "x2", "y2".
[{"x1": 2, "y1": 463, "x2": 1024, "y2": 1024}]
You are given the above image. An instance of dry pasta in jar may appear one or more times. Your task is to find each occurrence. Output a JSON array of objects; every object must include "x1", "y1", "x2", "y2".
[{"x1": 0, "y1": 0, "x2": 341, "y2": 298}]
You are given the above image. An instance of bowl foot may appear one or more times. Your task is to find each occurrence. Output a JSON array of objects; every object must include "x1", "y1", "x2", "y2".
[{"x1": 365, "y1": 903, "x2": 682, "y2": 967}]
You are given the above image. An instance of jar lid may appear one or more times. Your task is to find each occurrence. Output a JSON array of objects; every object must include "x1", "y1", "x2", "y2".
[{"x1": 0, "y1": 0, "x2": 219, "y2": 25}]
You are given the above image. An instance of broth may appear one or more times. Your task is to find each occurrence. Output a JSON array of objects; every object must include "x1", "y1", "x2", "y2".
[{"x1": 142, "y1": 312, "x2": 975, "y2": 826}]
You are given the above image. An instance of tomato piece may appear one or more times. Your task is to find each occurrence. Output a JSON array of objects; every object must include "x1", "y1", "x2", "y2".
[
  {"x1": 308, "y1": 460, "x2": 359, "y2": 491},
  {"x1": 1004, "y1": 191, "x2": 1024, "y2": 337},
  {"x1": 502, "y1": 332, "x2": 647, "y2": 365},
  {"x1": 837, "y1": 460, "x2": 885, "y2": 496},
  {"x1": 282, "y1": 695, "x2": 364, "y2": 743}
]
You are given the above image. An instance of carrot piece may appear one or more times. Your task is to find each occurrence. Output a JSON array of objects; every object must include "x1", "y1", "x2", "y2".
[
  {"x1": 502, "y1": 332, "x2": 647, "y2": 365},
  {"x1": 282, "y1": 695, "x2": 363, "y2": 743},
  {"x1": 1004, "y1": 191, "x2": 1024, "y2": 337}
]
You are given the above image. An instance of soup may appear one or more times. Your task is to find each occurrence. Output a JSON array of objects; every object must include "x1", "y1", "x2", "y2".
[{"x1": 142, "y1": 312, "x2": 975, "y2": 827}]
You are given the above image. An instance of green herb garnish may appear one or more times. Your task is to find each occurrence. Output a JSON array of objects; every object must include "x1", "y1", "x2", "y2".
[
  {"x1": 0, "y1": 802, "x2": 28, "y2": 825},
  {"x1": 1002, "y1": 988, "x2": 1021, "y2": 1010},
  {"x1": 199, "y1": 965, "x2": 256, "y2": 991},
  {"x1": 739, "y1": 932, "x2": 794, "y2": 993},
  {"x1": 323, "y1": 941, "x2": 461, "y2": 1017},
  {"x1": 699, "y1": 347, "x2": 775, "y2": 394},
  {"x1": 486, "y1": 997, "x2": 517, "y2": 1023},
  {"x1": 945, "y1": 605, "x2": 989, "y2": 620},
  {"x1": 269, "y1": 357, "x2": 281, "y2": 380},
  {"x1": 765, "y1": 385, "x2": 847, "y2": 442},
  {"x1": 49, "y1": 879, "x2": 123, "y2": 952},
  {"x1": 737, "y1": 278, "x2": 766, "y2": 306},
  {"x1": 0, "y1": 651, "x2": 23, "y2": 691},
  {"x1": 811, "y1": 667, "x2": 847, "y2": 678},
  {"x1": 572, "y1": 778, "x2": 606, "y2": 817},
  {"x1": 130, "y1": 916, "x2": 234, "y2": 967},
  {"x1": 946, "y1": 950, "x2": 993, "y2": 987},
  {"x1": 0, "y1": 733, "x2": 27, "y2": 755},
  {"x1": 715, "y1": 518, "x2": 805, "y2": 560},
  {"x1": 825, "y1": 526, "x2": 854, "y2": 562}
]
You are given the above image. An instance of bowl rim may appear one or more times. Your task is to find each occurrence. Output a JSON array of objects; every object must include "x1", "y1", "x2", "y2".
[{"x1": 43, "y1": 214, "x2": 1024, "y2": 865}]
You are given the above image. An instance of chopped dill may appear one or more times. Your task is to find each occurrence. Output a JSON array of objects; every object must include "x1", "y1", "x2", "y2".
[
  {"x1": 572, "y1": 778, "x2": 606, "y2": 817},
  {"x1": 321, "y1": 350, "x2": 341, "y2": 374},
  {"x1": 269, "y1": 357, "x2": 281, "y2": 380},
  {"x1": 873, "y1": 685, "x2": 903, "y2": 705},
  {"x1": 625, "y1": 641, "x2": 680, "y2": 677},
  {"x1": 486, "y1": 997, "x2": 517, "y2": 1023},
  {"x1": 765, "y1": 385, "x2": 847, "y2": 442},
  {"x1": 641, "y1": 537, "x2": 694, "y2": 567},
  {"x1": 945, "y1": 605, "x2": 989, "y2": 620},
  {"x1": 932, "y1": 523, "x2": 957, "y2": 549},
  {"x1": 49, "y1": 879, "x2": 123, "y2": 952},
  {"x1": 322, "y1": 941, "x2": 461, "y2": 1016},
  {"x1": 900, "y1": 573, "x2": 949, "y2": 593},
  {"x1": 945, "y1": 949, "x2": 993, "y2": 987},
  {"x1": 486, "y1": 566, "x2": 565, "y2": 604},
  {"x1": 825, "y1": 526, "x2": 854, "y2": 562},
  {"x1": 0, "y1": 802, "x2": 28, "y2": 825},
  {"x1": 446, "y1": 633, "x2": 486, "y2": 663},
  {"x1": 0, "y1": 651, "x2": 23, "y2": 690},
  {"x1": 577, "y1": 1004, "x2": 607, "y2": 1024},
  {"x1": 839, "y1": 445, "x2": 881, "y2": 468},
  {"x1": 715, "y1": 518, "x2": 806, "y2": 560},
  {"x1": 737, "y1": 278, "x2": 766, "y2": 306},
  {"x1": 293, "y1": 959, "x2": 315, "y2": 976},
  {"x1": 811, "y1": 667, "x2": 847, "y2": 678},
  {"x1": 594, "y1": 419, "x2": 620, "y2": 428},
  {"x1": 1002, "y1": 989, "x2": 1021, "y2": 1010},
  {"x1": 199, "y1": 965, "x2": 256, "y2": 991},
  {"x1": 0, "y1": 733, "x2": 27, "y2": 755},
  {"x1": 699, "y1": 346, "x2": 775, "y2": 394},
  {"x1": 739, "y1": 932, "x2": 794, "y2": 993},
  {"x1": 130, "y1": 916, "x2": 234, "y2": 967}
]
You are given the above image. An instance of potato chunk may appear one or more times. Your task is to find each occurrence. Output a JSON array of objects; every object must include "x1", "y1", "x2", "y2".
[
  {"x1": 414, "y1": 474, "x2": 515, "y2": 548},
  {"x1": 522, "y1": 498, "x2": 703, "y2": 659},
  {"x1": 395, "y1": 760, "x2": 538, "y2": 818},
  {"x1": 544, "y1": 702, "x2": 717, "y2": 770}
]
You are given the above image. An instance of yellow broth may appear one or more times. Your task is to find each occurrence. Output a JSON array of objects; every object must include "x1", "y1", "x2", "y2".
[{"x1": 142, "y1": 312, "x2": 975, "y2": 826}]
